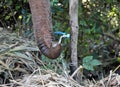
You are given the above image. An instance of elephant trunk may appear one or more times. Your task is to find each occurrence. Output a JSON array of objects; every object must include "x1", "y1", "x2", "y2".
[{"x1": 29, "y1": 0, "x2": 61, "y2": 59}]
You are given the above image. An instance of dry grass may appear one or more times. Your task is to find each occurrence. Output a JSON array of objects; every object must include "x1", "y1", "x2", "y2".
[
  {"x1": 0, "y1": 31, "x2": 120, "y2": 87},
  {"x1": 1, "y1": 69, "x2": 83, "y2": 87}
]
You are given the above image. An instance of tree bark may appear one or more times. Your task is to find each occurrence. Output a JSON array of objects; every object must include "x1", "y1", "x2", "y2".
[
  {"x1": 28, "y1": 0, "x2": 61, "y2": 59},
  {"x1": 69, "y1": 0, "x2": 79, "y2": 77}
]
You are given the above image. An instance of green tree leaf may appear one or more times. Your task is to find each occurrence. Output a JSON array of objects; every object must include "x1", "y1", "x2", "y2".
[
  {"x1": 91, "y1": 59, "x2": 102, "y2": 66},
  {"x1": 83, "y1": 56, "x2": 93, "y2": 63},
  {"x1": 83, "y1": 56, "x2": 102, "y2": 71}
]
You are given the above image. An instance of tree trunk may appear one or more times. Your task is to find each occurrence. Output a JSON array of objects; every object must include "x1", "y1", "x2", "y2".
[
  {"x1": 28, "y1": 0, "x2": 61, "y2": 59},
  {"x1": 69, "y1": 0, "x2": 79, "y2": 78}
]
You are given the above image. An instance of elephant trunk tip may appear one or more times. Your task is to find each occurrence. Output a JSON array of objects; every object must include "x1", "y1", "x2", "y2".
[{"x1": 38, "y1": 42, "x2": 62, "y2": 59}]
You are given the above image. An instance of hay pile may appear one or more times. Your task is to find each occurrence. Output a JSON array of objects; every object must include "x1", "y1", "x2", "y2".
[
  {"x1": 0, "y1": 32, "x2": 82, "y2": 87},
  {"x1": 0, "y1": 69, "x2": 83, "y2": 87},
  {"x1": 95, "y1": 71, "x2": 120, "y2": 87},
  {"x1": 0, "y1": 31, "x2": 120, "y2": 87},
  {"x1": 0, "y1": 70, "x2": 120, "y2": 87}
]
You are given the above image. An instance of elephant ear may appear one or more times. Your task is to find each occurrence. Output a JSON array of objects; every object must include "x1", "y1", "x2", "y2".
[{"x1": 29, "y1": 0, "x2": 61, "y2": 59}]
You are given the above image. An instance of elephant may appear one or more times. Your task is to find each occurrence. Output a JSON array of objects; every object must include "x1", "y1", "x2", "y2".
[{"x1": 29, "y1": 0, "x2": 62, "y2": 59}]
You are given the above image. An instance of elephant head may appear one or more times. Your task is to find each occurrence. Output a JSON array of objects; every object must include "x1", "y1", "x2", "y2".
[{"x1": 29, "y1": 0, "x2": 61, "y2": 59}]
